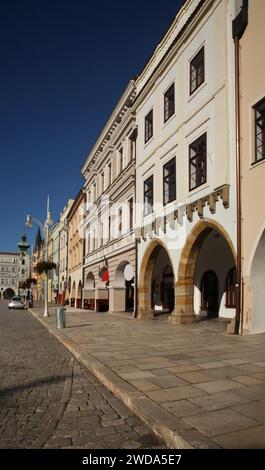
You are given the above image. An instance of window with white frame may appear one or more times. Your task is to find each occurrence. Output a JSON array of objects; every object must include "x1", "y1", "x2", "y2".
[
  {"x1": 189, "y1": 133, "x2": 207, "y2": 191},
  {"x1": 164, "y1": 83, "x2": 175, "y2": 122},
  {"x1": 128, "y1": 198, "x2": 133, "y2": 231},
  {"x1": 108, "y1": 161, "x2": 112, "y2": 186},
  {"x1": 144, "y1": 175, "x2": 153, "y2": 216},
  {"x1": 190, "y1": 46, "x2": 205, "y2": 95},
  {"x1": 101, "y1": 171, "x2": 104, "y2": 193},
  {"x1": 145, "y1": 110, "x2": 153, "y2": 143},
  {"x1": 118, "y1": 207, "x2": 122, "y2": 235},
  {"x1": 119, "y1": 147, "x2": 123, "y2": 173}
]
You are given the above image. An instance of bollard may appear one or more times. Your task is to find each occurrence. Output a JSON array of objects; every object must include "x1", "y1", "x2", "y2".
[{"x1": 55, "y1": 307, "x2": 65, "y2": 329}]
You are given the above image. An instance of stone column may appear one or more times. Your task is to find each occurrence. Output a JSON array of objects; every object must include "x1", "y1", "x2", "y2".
[
  {"x1": 137, "y1": 286, "x2": 154, "y2": 319},
  {"x1": 169, "y1": 278, "x2": 196, "y2": 324},
  {"x1": 95, "y1": 287, "x2": 109, "y2": 312}
]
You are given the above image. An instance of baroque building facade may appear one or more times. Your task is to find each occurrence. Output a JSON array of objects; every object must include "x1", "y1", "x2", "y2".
[
  {"x1": 81, "y1": 80, "x2": 136, "y2": 313},
  {"x1": 0, "y1": 252, "x2": 20, "y2": 298},
  {"x1": 47, "y1": 222, "x2": 60, "y2": 303},
  {"x1": 134, "y1": 0, "x2": 238, "y2": 325},
  {"x1": 58, "y1": 198, "x2": 74, "y2": 305},
  {"x1": 239, "y1": 0, "x2": 265, "y2": 333},
  {"x1": 67, "y1": 190, "x2": 85, "y2": 308}
]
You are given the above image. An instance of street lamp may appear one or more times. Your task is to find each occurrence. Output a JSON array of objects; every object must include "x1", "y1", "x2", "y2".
[{"x1": 25, "y1": 195, "x2": 54, "y2": 318}]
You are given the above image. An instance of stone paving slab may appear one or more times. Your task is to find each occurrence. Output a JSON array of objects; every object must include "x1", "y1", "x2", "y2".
[
  {"x1": 212, "y1": 424, "x2": 265, "y2": 449},
  {"x1": 28, "y1": 307, "x2": 265, "y2": 449},
  {"x1": 183, "y1": 409, "x2": 257, "y2": 437}
]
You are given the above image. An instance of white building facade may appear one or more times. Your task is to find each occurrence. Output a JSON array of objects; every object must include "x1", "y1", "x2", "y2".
[
  {"x1": 81, "y1": 80, "x2": 136, "y2": 313},
  {"x1": 135, "y1": 0, "x2": 238, "y2": 324}
]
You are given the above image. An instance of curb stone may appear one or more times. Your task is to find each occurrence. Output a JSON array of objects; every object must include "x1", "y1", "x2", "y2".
[{"x1": 28, "y1": 308, "x2": 194, "y2": 449}]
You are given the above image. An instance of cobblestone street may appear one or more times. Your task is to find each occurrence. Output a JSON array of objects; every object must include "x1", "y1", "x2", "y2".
[{"x1": 0, "y1": 301, "x2": 165, "y2": 449}]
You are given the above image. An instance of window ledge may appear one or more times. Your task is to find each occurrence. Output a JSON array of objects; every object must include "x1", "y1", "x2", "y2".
[
  {"x1": 187, "y1": 182, "x2": 209, "y2": 198},
  {"x1": 162, "y1": 112, "x2": 176, "y2": 129},
  {"x1": 144, "y1": 135, "x2": 155, "y2": 149},
  {"x1": 188, "y1": 81, "x2": 207, "y2": 103},
  {"x1": 250, "y1": 157, "x2": 265, "y2": 169}
]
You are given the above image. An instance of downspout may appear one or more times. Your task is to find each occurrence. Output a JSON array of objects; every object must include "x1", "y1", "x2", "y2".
[{"x1": 232, "y1": 1, "x2": 248, "y2": 335}]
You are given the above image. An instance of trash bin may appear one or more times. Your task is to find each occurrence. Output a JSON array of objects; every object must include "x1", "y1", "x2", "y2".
[{"x1": 55, "y1": 307, "x2": 65, "y2": 329}]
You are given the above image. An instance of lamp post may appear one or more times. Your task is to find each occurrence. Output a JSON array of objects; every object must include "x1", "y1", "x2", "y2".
[
  {"x1": 17, "y1": 233, "x2": 30, "y2": 300},
  {"x1": 25, "y1": 195, "x2": 54, "y2": 318}
]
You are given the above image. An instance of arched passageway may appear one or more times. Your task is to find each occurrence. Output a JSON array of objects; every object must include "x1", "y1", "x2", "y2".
[
  {"x1": 200, "y1": 270, "x2": 219, "y2": 317},
  {"x1": 70, "y1": 281, "x2": 76, "y2": 307},
  {"x1": 250, "y1": 229, "x2": 265, "y2": 333},
  {"x1": 4, "y1": 288, "x2": 15, "y2": 300},
  {"x1": 83, "y1": 272, "x2": 95, "y2": 310},
  {"x1": 171, "y1": 219, "x2": 236, "y2": 324},
  {"x1": 110, "y1": 261, "x2": 134, "y2": 313},
  {"x1": 138, "y1": 240, "x2": 175, "y2": 319},
  {"x1": 76, "y1": 281, "x2": 82, "y2": 308}
]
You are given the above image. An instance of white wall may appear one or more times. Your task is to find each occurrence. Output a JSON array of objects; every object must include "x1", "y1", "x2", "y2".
[
  {"x1": 136, "y1": 0, "x2": 237, "y2": 299},
  {"x1": 250, "y1": 231, "x2": 265, "y2": 333}
]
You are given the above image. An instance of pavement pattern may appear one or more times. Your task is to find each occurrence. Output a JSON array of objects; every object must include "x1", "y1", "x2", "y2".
[
  {"x1": 0, "y1": 301, "x2": 165, "y2": 449},
  {"x1": 28, "y1": 305, "x2": 265, "y2": 449}
]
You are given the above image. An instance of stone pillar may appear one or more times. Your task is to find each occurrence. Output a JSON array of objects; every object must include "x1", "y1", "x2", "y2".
[
  {"x1": 109, "y1": 286, "x2": 126, "y2": 313},
  {"x1": 137, "y1": 287, "x2": 154, "y2": 319},
  {"x1": 169, "y1": 278, "x2": 196, "y2": 324},
  {"x1": 95, "y1": 287, "x2": 109, "y2": 312},
  {"x1": 82, "y1": 289, "x2": 96, "y2": 310}
]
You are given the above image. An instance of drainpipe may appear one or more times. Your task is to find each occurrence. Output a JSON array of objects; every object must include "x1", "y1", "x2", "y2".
[{"x1": 232, "y1": 1, "x2": 248, "y2": 335}]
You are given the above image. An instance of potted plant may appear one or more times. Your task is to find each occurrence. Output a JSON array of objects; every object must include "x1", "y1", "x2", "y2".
[{"x1": 36, "y1": 261, "x2": 56, "y2": 274}]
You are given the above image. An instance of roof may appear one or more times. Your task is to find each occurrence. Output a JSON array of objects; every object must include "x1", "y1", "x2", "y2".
[{"x1": 67, "y1": 189, "x2": 85, "y2": 221}]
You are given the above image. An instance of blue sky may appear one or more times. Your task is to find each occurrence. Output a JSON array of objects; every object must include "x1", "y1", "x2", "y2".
[{"x1": 0, "y1": 0, "x2": 183, "y2": 251}]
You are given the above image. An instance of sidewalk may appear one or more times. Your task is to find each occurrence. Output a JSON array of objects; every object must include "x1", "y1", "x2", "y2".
[{"x1": 28, "y1": 306, "x2": 265, "y2": 449}]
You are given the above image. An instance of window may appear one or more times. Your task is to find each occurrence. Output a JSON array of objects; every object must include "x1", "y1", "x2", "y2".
[
  {"x1": 108, "y1": 162, "x2": 112, "y2": 186},
  {"x1": 93, "y1": 182, "x2": 97, "y2": 202},
  {"x1": 91, "y1": 230, "x2": 95, "y2": 252},
  {"x1": 145, "y1": 110, "x2": 153, "y2": 143},
  {"x1": 119, "y1": 147, "x2": 123, "y2": 172},
  {"x1": 118, "y1": 208, "x2": 122, "y2": 235},
  {"x1": 100, "y1": 222, "x2": 103, "y2": 246},
  {"x1": 101, "y1": 172, "x2": 104, "y2": 192},
  {"x1": 86, "y1": 229, "x2": 90, "y2": 254},
  {"x1": 144, "y1": 175, "x2": 153, "y2": 216},
  {"x1": 189, "y1": 133, "x2": 207, "y2": 191},
  {"x1": 190, "y1": 47, "x2": 204, "y2": 95},
  {"x1": 108, "y1": 215, "x2": 111, "y2": 241},
  {"x1": 164, "y1": 83, "x2": 175, "y2": 122},
  {"x1": 254, "y1": 98, "x2": 265, "y2": 163},
  {"x1": 129, "y1": 138, "x2": 134, "y2": 162},
  {"x1": 226, "y1": 268, "x2": 236, "y2": 308},
  {"x1": 128, "y1": 198, "x2": 133, "y2": 230},
  {"x1": 163, "y1": 157, "x2": 176, "y2": 205}
]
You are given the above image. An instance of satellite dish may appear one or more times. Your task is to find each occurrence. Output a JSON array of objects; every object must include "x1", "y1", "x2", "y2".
[{"x1": 124, "y1": 264, "x2": 134, "y2": 281}]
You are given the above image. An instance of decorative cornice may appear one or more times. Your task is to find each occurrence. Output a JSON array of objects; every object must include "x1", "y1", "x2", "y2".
[{"x1": 137, "y1": 185, "x2": 230, "y2": 240}]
